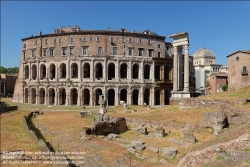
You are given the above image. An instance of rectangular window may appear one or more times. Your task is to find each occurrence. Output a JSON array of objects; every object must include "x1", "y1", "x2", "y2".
[
  {"x1": 50, "y1": 49, "x2": 53, "y2": 56},
  {"x1": 32, "y1": 50, "x2": 35, "y2": 57},
  {"x1": 148, "y1": 49, "x2": 153, "y2": 57},
  {"x1": 35, "y1": 40, "x2": 38, "y2": 45},
  {"x1": 62, "y1": 48, "x2": 66, "y2": 55},
  {"x1": 113, "y1": 47, "x2": 117, "y2": 55},
  {"x1": 96, "y1": 36, "x2": 101, "y2": 41},
  {"x1": 54, "y1": 39, "x2": 56, "y2": 44},
  {"x1": 158, "y1": 44, "x2": 161, "y2": 48},
  {"x1": 43, "y1": 49, "x2": 46, "y2": 56},
  {"x1": 82, "y1": 47, "x2": 88, "y2": 55},
  {"x1": 129, "y1": 38, "x2": 132, "y2": 43},
  {"x1": 70, "y1": 37, "x2": 74, "y2": 42},
  {"x1": 45, "y1": 39, "x2": 48, "y2": 44},
  {"x1": 122, "y1": 38, "x2": 125, "y2": 43},
  {"x1": 110, "y1": 37, "x2": 114, "y2": 43},
  {"x1": 90, "y1": 37, "x2": 93, "y2": 42},
  {"x1": 128, "y1": 48, "x2": 133, "y2": 56},
  {"x1": 139, "y1": 39, "x2": 142, "y2": 43},
  {"x1": 82, "y1": 37, "x2": 87, "y2": 42},
  {"x1": 148, "y1": 40, "x2": 151, "y2": 45},
  {"x1": 70, "y1": 48, "x2": 74, "y2": 55},
  {"x1": 98, "y1": 47, "x2": 102, "y2": 55},
  {"x1": 158, "y1": 52, "x2": 161, "y2": 57},
  {"x1": 59, "y1": 39, "x2": 62, "y2": 43},
  {"x1": 138, "y1": 48, "x2": 143, "y2": 56}
]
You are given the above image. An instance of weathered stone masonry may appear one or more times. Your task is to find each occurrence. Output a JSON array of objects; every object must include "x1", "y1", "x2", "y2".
[{"x1": 13, "y1": 26, "x2": 173, "y2": 106}]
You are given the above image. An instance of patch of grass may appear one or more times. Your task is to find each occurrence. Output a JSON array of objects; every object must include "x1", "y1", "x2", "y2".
[
  {"x1": 0, "y1": 111, "x2": 41, "y2": 152},
  {"x1": 216, "y1": 155, "x2": 224, "y2": 160},
  {"x1": 0, "y1": 97, "x2": 99, "y2": 111},
  {"x1": 244, "y1": 148, "x2": 250, "y2": 152}
]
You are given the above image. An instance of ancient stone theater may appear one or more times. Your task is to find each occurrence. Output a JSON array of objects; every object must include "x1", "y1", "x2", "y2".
[{"x1": 13, "y1": 25, "x2": 174, "y2": 106}]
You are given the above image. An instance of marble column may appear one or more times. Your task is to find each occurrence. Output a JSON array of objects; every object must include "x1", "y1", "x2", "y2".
[
  {"x1": 184, "y1": 44, "x2": 190, "y2": 92},
  {"x1": 172, "y1": 46, "x2": 178, "y2": 91}
]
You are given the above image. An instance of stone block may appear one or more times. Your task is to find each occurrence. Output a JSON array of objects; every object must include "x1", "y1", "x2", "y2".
[
  {"x1": 184, "y1": 133, "x2": 196, "y2": 143},
  {"x1": 162, "y1": 147, "x2": 177, "y2": 158},
  {"x1": 154, "y1": 127, "x2": 165, "y2": 137},
  {"x1": 80, "y1": 111, "x2": 88, "y2": 117}
]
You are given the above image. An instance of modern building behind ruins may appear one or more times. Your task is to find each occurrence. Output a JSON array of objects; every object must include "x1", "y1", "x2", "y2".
[
  {"x1": 0, "y1": 73, "x2": 17, "y2": 97},
  {"x1": 193, "y1": 47, "x2": 227, "y2": 94},
  {"x1": 13, "y1": 25, "x2": 179, "y2": 106},
  {"x1": 227, "y1": 50, "x2": 250, "y2": 90}
]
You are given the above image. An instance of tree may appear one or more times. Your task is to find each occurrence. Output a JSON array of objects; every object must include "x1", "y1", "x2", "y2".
[
  {"x1": 0, "y1": 66, "x2": 19, "y2": 73},
  {"x1": 205, "y1": 81, "x2": 210, "y2": 87},
  {"x1": 222, "y1": 85, "x2": 228, "y2": 92},
  {"x1": 0, "y1": 66, "x2": 7, "y2": 73}
]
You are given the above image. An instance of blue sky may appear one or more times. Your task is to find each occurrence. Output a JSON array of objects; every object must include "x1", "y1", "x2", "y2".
[{"x1": 1, "y1": 1, "x2": 250, "y2": 68}]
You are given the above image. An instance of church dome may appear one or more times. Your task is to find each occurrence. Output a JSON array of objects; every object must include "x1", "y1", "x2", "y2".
[{"x1": 193, "y1": 47, "x2": 215, "y2": 59}]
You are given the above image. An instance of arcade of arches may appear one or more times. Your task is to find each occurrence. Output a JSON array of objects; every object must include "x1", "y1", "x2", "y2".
[
  {"x1": 23, "y1": 86, "x2": 171, "y2": 106},
  {"x1": 22, "y1": 57, "x2": 172, "y2": 106}
]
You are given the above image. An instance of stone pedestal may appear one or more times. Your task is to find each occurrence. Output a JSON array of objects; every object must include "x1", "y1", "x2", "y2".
[{"x1": 170, "y1": 91, "x2": 190, "y2": 105}]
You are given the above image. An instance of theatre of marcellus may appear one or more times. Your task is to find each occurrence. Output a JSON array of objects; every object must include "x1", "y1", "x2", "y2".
[{"x1": 13, "y1": 25, "x2": 192, "y2": 106}]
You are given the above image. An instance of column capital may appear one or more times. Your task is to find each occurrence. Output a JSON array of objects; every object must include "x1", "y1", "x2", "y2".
[
  {"x1": 185, "y1": 44, "x2": 190, "y2": 49},
  {"x1": 173, "y1": 46, "x2": 178, "y2": 52}
]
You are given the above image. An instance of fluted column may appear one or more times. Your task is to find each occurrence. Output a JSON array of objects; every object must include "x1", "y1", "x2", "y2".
[
  {"x1": 172, "y1": 46, "x2": 178, "y2": 91},
  {"x1": 184, "y1": 44, "x2": 190, "y2": 92}
]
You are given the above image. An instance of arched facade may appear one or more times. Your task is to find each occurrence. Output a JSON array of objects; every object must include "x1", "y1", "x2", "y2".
[{"x1": 14, "y1": 26, "x2": 174, "y2": 106}]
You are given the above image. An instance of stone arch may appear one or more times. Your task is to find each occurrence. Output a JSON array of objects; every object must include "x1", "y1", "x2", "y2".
[
  {"x1": 24, "y1": 65, "x2": 29, "y2": 79},
  {"x1": 49, "y1": 88, "x2": 55, "y2": 105},
  {"x1": 120, "y1": 63, "x2": 127, "y2": 78},
  {"x1": 95, "y1": 88, "x2": 102, "y2": 106},
  {"x1": 60, "y1": 63, "x2": 66, "y2": 78},
  {"x1": 108, "y1": 63, "x2": 115, "y2": 80},
  {"x1": 132, "y1": 64, "x2": 139, "y2": 79},
  {"x1": 83, "y1": 63, "x2": 90, "y2": 78},
  {"x1": 39, "y1": 88, "x2": 45, "y2": 104},
  {"x1": 120, "y1": 89, "x2": 127, "y2": 103},
  {"x1": 59, "y1": 88, "x2": 66, "y2": 105},
  {"x1": 70, "y1": 88, "x2": 78, "y2": 105},
  {"x1": 24, "y1": 88, "x2": 28, "y2": 103},
  {"x1": 31, "y1": 64, "x2": 37, "y2": 80},
  {"x1": 40, "y1": 64, "x2": 46, "y2": 80},
  {"x1": 164, "y1": 90, "x2": 170, "y2": 105},
  {"x1": 144, "y1": 88, "x2": 150, "y2": 105},
  {"x1": 95, "y1": 63, "x2": 103, "y2": 79},
  {"x1": 71, "y1": 63, "x2": 78, "y2": 78},
  {"x1": 132, "y1": 89, "x2": 139, "y2": 105},
  {"x1": 155, "y1": 65, "x2": 161, "y2": 80},
  {"x1": 164, "y1": 66, "x2": 169, "y2": 80},
  {"x1": 49, "y1": 63, "x2": 56, "y2": 79},
  {"x1": 108, "y1": 89, "x2": 115, "y2": 106},
  {"x1": 31, "y1": 88, "x2": 36, "y2": 104},
  {"x1": 82, "y1": 89, "x2": 90, "y2": 105},
  {"x1": 144, "y1": 64, "x2": 150, "y2": 79},
  {"x1": 155, "y1": 89, "x2": 161, "y2": 105}
]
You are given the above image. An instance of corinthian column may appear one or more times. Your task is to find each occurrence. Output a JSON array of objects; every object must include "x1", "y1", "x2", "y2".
[
  {"x1": 184, "y1": 44, "x2": 190, "y2": 92},
  {"x1": 172, "y1": 46, "x2": 178, "y2": 91}
]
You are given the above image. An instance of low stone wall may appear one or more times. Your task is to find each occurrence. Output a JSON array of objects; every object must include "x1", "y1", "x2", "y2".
[
  {"x1": 179, "y1": 98, "x2": 227, "y2": 109},
  {"x1": 126, "y1": 118, "x2": 183, "y2": 130},
  {"x1": 177, "y1": 134, "x2": 250, "y2": 167}
]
